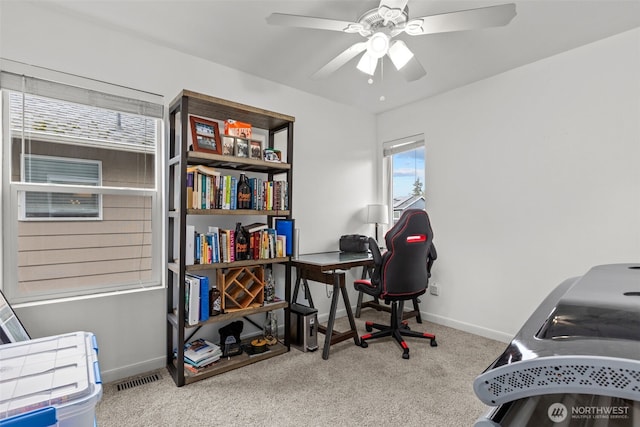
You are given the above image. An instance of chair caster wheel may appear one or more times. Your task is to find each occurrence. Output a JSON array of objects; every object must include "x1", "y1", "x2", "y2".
[
  {"x1": 401, "y1": 324, "x2": 411, "y2": 331},
  {"x1": 430, "y1": 339, "x2": 438, "y2": 347},
  {"x1": 402, "y1": 351, "x2": 410, "y2": 360},
  {"x1": 365, "y1": 324, "x2": 372, "y2": 332},
  {"x1": 360, "y1": 341, "x2": 368, "y2": 348}
]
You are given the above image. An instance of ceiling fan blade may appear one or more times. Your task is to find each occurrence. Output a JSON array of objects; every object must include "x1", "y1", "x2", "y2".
[
  {"x1": 266, "y1": 13, "x2": 356, "y2": 32},
  {"x1": 312, "y1": 42, "x2": 367, "y2": 79},
  {"x1": 395, "y1": 54, "x2": 427, "y2": 82},
  {"x1": 404, "y1": 3, "x2": 516, "y2": 36}
]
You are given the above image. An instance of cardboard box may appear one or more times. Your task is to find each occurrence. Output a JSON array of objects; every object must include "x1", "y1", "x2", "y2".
[
  {"x1": 0, "y1": 332, "x2": 102, "y2": 427},
  {"x1": 224, "y1": 119, "x2": 252, "y2": 139}
]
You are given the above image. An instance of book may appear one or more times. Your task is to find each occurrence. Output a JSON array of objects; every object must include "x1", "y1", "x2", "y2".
[
  {"x1": 207, "y1": 226, "x2": 220, "y2": 263},
  {"x1": 187, "y1": 164, "x2": 220, "y2": 178},
  {"x1": 185, "y1": 225, "x2": 196, "y2": 265},
  {"x1": 276, "y1": 235, "x2": 286, "y2": 258},
  {"x1": 219, "y1": 229, "x2": 230, "y2": 262},
  {"x1": 182, "y1": 338, "x2": 222, "y2": 367},
  {"x1": 244, "y1": 222, "x2": 268, "y2": 233},
  {"x1": 185, "y1": 275, "x2": 200, "y2": 326},
  {"x1": 187, "y1": 273, "x2": 210, "y2": 322}
]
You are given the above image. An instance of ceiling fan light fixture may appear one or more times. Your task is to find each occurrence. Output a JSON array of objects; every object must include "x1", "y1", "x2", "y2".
[
  {"x1": 366, "y1": 32, "x2": 390, "y2": 59},
  {"x1": 356, "y1": 51, "x2": 378, "y2": 75},
  {"x1": 388, "y1": 40, "x2": 414, "y2": 70}
]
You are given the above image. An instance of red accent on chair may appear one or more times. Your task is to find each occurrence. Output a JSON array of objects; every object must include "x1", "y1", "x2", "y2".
[{"x1": 406, "y1": 234, "x2": 426, "y2": 243}]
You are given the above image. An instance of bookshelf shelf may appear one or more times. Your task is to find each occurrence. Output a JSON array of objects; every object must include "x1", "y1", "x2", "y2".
[
  {"x1": 169, "y1": 341, "x2": 288, "y2": 385},
  {"x1": 166, "y1": 90, "x2": 294, "y2": 387},
  {"x1": 167, "y1": 300, "x2": 288, "y2": 329},
  {"x1": 186, "y1": 209, "x2": 290, "y2": 216}
]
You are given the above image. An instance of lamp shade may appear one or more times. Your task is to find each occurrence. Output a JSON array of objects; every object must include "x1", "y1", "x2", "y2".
[{"x1": 367, "y1": 204, "x2": 389, "y2": 224}]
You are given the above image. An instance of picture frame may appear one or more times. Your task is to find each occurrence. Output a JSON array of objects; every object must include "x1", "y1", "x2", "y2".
[
  {"x1": 249, "y1": 139, "x2": 262, "y2": 160},
  {"x1": 0, "y1": 289, "x2": 30, "y2": 344},
  {"x1": 222, "y1": 136, "x2": 235, "y2": 156},
  {"x1": 274, "y1": 218, "x2": 295, "y2": 256},
  {"x1": 234, "y1": 138, "x2": 249, "y2": 158},
  {"x1": 190, "y1": 116, "x2": 221, "y2": 155}
]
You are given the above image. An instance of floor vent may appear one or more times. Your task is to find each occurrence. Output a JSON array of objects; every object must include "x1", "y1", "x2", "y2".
[{"x1": 116, "y1": 373, "x2": 161, "y2": 391}]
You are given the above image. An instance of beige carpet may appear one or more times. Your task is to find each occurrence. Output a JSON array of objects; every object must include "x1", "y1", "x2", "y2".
[{"x1": 96, "y1": 310, "x2": 505, "y2": 427}]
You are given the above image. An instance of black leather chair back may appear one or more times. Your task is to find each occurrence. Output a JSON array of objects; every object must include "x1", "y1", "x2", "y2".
[{"x1": 380, "y1": 209, "x2": 433, "y2": 300}]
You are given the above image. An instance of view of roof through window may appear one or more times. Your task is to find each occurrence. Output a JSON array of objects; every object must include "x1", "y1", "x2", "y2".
[{"x1": 9, "y1": 92, "x2": 156, "y2": 150}]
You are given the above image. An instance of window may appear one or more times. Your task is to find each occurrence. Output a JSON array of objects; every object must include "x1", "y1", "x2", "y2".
[
  {"x1": 383, "y1": 135, "x2": 426, "y2": 224},
  {"x1": 21, "y1": 155, "x2": 102, "y2": 220},
  {"x1": 1, "y1": 65, "x2": 163, "y2": 303}
]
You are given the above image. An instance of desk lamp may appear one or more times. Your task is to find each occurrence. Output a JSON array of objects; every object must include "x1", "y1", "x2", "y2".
[{"x1": 367, "y1": 204, "x2": 389, "y2": 242}]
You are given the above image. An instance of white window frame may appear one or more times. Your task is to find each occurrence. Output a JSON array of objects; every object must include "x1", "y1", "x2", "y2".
[
  {"x1": 383, "y1": 134, "x2": 426, "y2": 224},
  {"x1": 20, "y1": 154, "x2": 103, "y2": 221},
  {"x1": 1, "y1": 60, "x2": 165, "y2": 304}
]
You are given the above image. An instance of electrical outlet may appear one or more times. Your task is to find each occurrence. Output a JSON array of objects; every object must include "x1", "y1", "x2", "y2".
[{"x1": 430, "y1": 283, "x2": 439, "y2": 296}]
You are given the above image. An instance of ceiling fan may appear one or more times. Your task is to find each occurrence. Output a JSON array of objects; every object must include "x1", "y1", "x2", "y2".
[{"x1": 267, "y1": 0, "x2": 516, "y2": 81}]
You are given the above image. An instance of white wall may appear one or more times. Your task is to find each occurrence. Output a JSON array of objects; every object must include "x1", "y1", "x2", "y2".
[
  {"x1": 0, "y1": 1, "x2": 376, "y2": 382},
  {"x1": 378, "y1": 28, "x2": 640, "y2": 341}
]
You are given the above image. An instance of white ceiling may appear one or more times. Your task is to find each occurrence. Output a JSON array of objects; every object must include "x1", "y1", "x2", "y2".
[{"x1": 43, "y1": 0, "x2": 640, "y2": 114}]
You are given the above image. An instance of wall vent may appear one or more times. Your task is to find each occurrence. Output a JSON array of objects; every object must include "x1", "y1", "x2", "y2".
[{"x1": 116, "y1": 372, "x2": 161, "y2": 391}]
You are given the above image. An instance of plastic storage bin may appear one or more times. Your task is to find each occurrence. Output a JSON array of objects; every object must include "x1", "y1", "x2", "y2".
[{"x1": 0, "y1": 332, "x2": 102, "y2": 427}]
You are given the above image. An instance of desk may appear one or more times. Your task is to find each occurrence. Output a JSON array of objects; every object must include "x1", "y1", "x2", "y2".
[{"x1": 291, "y1": 252, "x2": 374, "y2": 360}]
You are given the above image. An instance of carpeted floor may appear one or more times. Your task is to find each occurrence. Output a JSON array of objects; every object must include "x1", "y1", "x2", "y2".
[{"x1": 96, "y1": 310, "x2": 505, "y2": 427}]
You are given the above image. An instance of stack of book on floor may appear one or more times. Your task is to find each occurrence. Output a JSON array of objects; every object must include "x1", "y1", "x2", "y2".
[{"x1": 182, "y1": 338, "x2": 222, "y2": 374}]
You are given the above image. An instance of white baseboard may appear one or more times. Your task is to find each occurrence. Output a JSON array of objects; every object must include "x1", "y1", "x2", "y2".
[
  {"x1": 101, "y1": 356, "x2": 166, "y2": 384},
  {"x1": 418, "y1": 312, "x2": 512, "y2": 343}
]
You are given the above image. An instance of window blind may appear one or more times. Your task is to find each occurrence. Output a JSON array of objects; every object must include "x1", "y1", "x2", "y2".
[{"x1": 383, "y1": 134, "x2": 424, "y2": 156}]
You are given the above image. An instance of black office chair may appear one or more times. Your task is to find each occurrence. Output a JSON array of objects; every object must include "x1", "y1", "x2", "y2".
[{"x1": 354, "y1": 209, "x2": 437, "y2": 359}]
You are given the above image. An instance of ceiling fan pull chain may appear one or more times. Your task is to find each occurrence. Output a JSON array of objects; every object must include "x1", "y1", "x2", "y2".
[{"x1": 379, "y1": 60, "x2": 386, "y2": 102}]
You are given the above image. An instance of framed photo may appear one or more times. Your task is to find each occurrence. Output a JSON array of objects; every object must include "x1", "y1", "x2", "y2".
[
  {"x1": 249, "y1": 139, "x2": 262, "y2": 160},
  {"x1": 274, "y1": 218, "x2": 295, "y2": 256},
  {"x1": 235, "y1": 138, "x2": 249, "y2": 158},
  {"x1": 222, "y1": 135, "x2": 236, "y2": 156},
  {"x1": 222, "y1": 136, "x2": 235, "y2": 156},
  {"x1": 190, "y1": 116, "x2": 221, "y2": 155}
]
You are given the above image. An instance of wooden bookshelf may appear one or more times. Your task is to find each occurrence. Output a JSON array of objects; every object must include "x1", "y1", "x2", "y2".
[{"x1": 166, "y1": 90, "x2": 294, "y2": 386}]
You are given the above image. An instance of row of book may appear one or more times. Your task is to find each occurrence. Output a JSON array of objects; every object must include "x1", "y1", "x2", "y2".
[
  {"x1": 186, "y1": 224, "x2": 285, "y2": 265},
  {"x1": 187, "y1": 165, "x2": 288, "y2": 211},
  {"x1": 184, "y1": 273, "x2": 211, "y2": 326}
]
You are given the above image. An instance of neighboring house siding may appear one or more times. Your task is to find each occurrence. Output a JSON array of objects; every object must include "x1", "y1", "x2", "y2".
[
  {"x1": 393, "y1": 196, "x2": 425, "y2": 221},
  {"x1": 12, "y1": 139, "x2": 153, "y2": 294}
]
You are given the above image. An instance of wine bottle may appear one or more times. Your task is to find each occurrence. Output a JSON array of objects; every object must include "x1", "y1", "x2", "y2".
[
  {"x1": 237, "y1": 173, "x2": 251, "y2": 209},
  {"x1": 235, "y1": 222, "x2": 249, "y2": 260},
  {"x1": 264, "y1": 268, "x2": 275, "y2": 303},
  {"x1": 263, "y1": 311, "x2": 278, "y2": 345}
]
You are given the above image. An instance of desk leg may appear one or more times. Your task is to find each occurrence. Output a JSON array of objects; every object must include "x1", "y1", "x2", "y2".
[
  {"x1": 355, "y1": 266, "x2": 373, "y2": 318},
  {"x1": 322, "y1": 274, "x2": 342, "y2": 360},
  {"x1": 293, "y1": 272, "x2": 302, "y2": 303},
  {"x1": 341, "y1": 285, "x2": 360, "y2": 347},
  {"x1": 293, "y1": 270, "x2": 315, "y2": 308},
  {"x1": 355, "y1": 291, "x2": 364, "y2": 318}
]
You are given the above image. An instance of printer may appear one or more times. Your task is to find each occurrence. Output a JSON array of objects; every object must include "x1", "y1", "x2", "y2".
[{"x1": 474, "y1": 263, "x2": 640, "y2": 426}]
